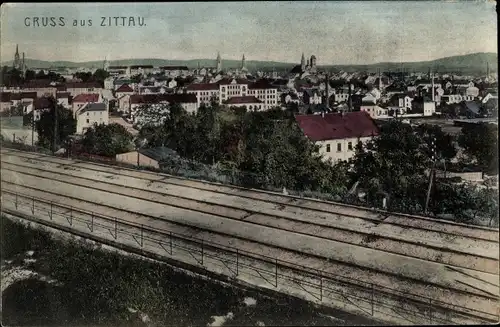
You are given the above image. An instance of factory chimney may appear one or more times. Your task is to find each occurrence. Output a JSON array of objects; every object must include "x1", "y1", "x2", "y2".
[
  {"x1": 325, "y1": 72, "x2": 330, "y2": 111},
  {"x1": 431, "y1": 71, "x2": 435, "y2": 102},
  {"x1": 378, "y1": 68, "x2": 382, "y2": 90},
  {"x1": 348, "y1": 83, "x2": 352, "y2": 112}
]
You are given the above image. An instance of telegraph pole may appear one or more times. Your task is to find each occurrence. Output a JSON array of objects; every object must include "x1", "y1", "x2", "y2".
[
  {"x1": 424, "y1": 137, "x2": 437, "y2": 214},
  {"x1": 31, "y1": 112, "x2": 34, "y2": 147},
  {"x1": 52, "y1": 99, "x2": 58, "y2": 154}
]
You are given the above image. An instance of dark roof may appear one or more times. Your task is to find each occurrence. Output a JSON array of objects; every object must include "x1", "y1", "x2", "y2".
[
  {"x1": 160, "y1": 66, "x2": 189, "y2": 71},
  {"x1": 108, "y1": 66, "x2": 128, "y2": 69},
  {"x1": 81, "y1": 103, "x2": 107, "y2": 112},
  {"x1": 185, "y1": 83, "x2": 219, "y2": 91},
  {"x1": 21, "y1": 92, "x2": 38, "y2": 99},
  {"x1": 224, "y1": 96, "x2": 262, "y2": 104},
  {"x1": 464, "y1": 101, "x2": 481, "y2": 115},
  {"x1": 218, "y1": 78, "x2": 249, "y2": 85},
  {"x1": 72, "y1": 93, "x2": 100, "y2": 103},
  {"x1": 248, "y1": 79, "x2": 275, "y2": 90},
  {"x1": 164, "y1": 94, "x2": 197, "y2": 104},
  {"x1": 412, "y1": 96, "x2": 433, "y2": 103},
  {"x1": 290, "y1": 65, "x2": 303, "y2": 74},
  {"x1": 138, "y1": 146, "x2": 179, "y2": 162},
  {"x1": 139, "y1": 86, "x2": 162, "y2": 93},
  {"x1": 116, "y1": 84, "x2": 134, "y2": 93},
  {"x1": 272, "y1": 79, "x2": 288, "y2": 86},
  {"x1": 22, "y1": 80, "x2": 56, "y2": 88},
  {"x1": 1, "y1": 92, "x2": 38, "y2": 102},
  {"x1": 130, "y1": 65, "x2": 154, "y2": 69},
  {"x1": 65, "y1": 82, "x2": 102, "y2": 89},
  {"x1": 33, "y1": 97, "x2": 53, "y2": 110},
  {"x1": 1, "y1": 92, "x2": 12, "y2": 102},
  {"x1": 453, "y1": 79, "x2": 473, "y2": 85},
  {"x1": 416, "y1": 79, "x2": 432, "y2": 85},
  {"x1": 294, "y1": 111, "x2": 379, "y2": 141},
  {"x1": 56, "y1": 92, "x2": 71, "y2": 99}
]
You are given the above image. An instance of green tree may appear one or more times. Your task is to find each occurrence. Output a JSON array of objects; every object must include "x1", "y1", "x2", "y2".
[
  {"x1": 35, "y1": 70, "x2": 46, "y2": 79},
  {"x1": 457, "y1": 123, "x2": 498, "y2": 174},
  {"x1": 92, "y1": 69, "x2": 110, "y2": 83},
  {"x1": 195, "y1": 103, "x2": 222, "y2": 164},
  {"x1": 1, "y1": 66, "x2": 23, "y2": 86},
  {"x1": 130, "y1": 74, "x2": 142, "y2": 83},
  {"x1": 73, "y1": 72, "x2": 92, "y2": 82},
  {"x1": 349, "y1": 120, "x2": 431, "y2": 210},
  {"x1": 81, "y1": 123, "x2": 134, "y2": 157},
  {"x1": 24, "y1": 69, "x2": 36, "y2": 81},
  {"x1": 35, "y1": 97, "x2": 76, "y2": 149}
]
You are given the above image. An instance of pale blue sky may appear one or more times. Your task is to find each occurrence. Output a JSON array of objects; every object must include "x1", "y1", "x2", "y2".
[{"x1": 0, "y1": 1, "x2": 497, "y2": 65}]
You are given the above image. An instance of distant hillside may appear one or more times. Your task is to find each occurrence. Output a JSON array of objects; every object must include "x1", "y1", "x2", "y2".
[
  {"x1": 325, "y1": 52, "x2": 498, "y2": 74},
  {"x1": 1, "y1": 58, "x2": 295, "y2": 72},
  {"x1": 1, "y1": 52, "x2": 497, "y2": 74}
]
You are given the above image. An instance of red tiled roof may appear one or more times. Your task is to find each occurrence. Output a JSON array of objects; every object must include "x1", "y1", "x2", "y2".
[
  {"x1": 116, "y1": 84, "x2": 134, "y2": 93},
  {"x1": 185, "y1": 83, "x2": 219, "y2": 91},
  {"x1": 72, "y1": 93, "x2": 100, "y2": 103},
  {"x1": 294, "y1": 111, "x2": 379, "y2": 141},
  {"x1": 224, "y1": 96, "x2": 262, "y2": 105}
]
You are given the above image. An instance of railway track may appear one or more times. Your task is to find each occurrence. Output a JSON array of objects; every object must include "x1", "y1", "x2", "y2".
[
  {"x1": 2, "y1": 148, "x2": 497, "y2": 243},
  {"x1": 1, "y1": 148, "x2": 499, "y2": 324},
  {"x1": 1, "y1": 193, "x2": 493, "y2": 325},
  {"x1": 1, "y1": 159, "x2": 498, "y2": 275}
]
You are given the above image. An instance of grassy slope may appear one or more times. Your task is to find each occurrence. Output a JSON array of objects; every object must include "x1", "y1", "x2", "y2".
[{"x1": 1, "y1": 216, "x2": 374, "y2": 326}]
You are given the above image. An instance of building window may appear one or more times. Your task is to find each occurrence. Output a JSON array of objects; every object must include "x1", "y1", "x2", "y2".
[
  {"x1": 86, "y1": 119, "x2": 90, "y2": 123},
  {"x1": 337, "y1": 143, "x2": 342, "y2": 152},
  {"x1": 348, "y1": 142, "x2": 353, "y2": 151},
  {"x1": 326, "y1": 144, "x2": 331, "y2": 152}
]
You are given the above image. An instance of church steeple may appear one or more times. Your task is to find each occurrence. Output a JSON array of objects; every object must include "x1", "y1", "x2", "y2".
[
  {"x1": 300, "y1": 52, "x2": 305, "y2": 71},
  {"x1": 216, "y1": 51, "x2": 222, "y2": 72},
  {"x1": 241, "y1": 54, "x2": 247, "y2": 71},
  {"x1": 14, "y1": 44, "x2": 21, "y2": 70}
]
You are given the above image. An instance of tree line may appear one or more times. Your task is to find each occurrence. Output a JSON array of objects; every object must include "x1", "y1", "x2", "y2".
[
  {"x1": 1, "y1": 66, "x2": 110, "y2": 87},
  {"x1": 14, "y1": 98, "x2": 499, "y2": 226}
]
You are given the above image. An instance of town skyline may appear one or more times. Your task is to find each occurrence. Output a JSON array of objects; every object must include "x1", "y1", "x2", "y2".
[{"x1": 1, "y1": 2, "x2": 497, "y2": 65}]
